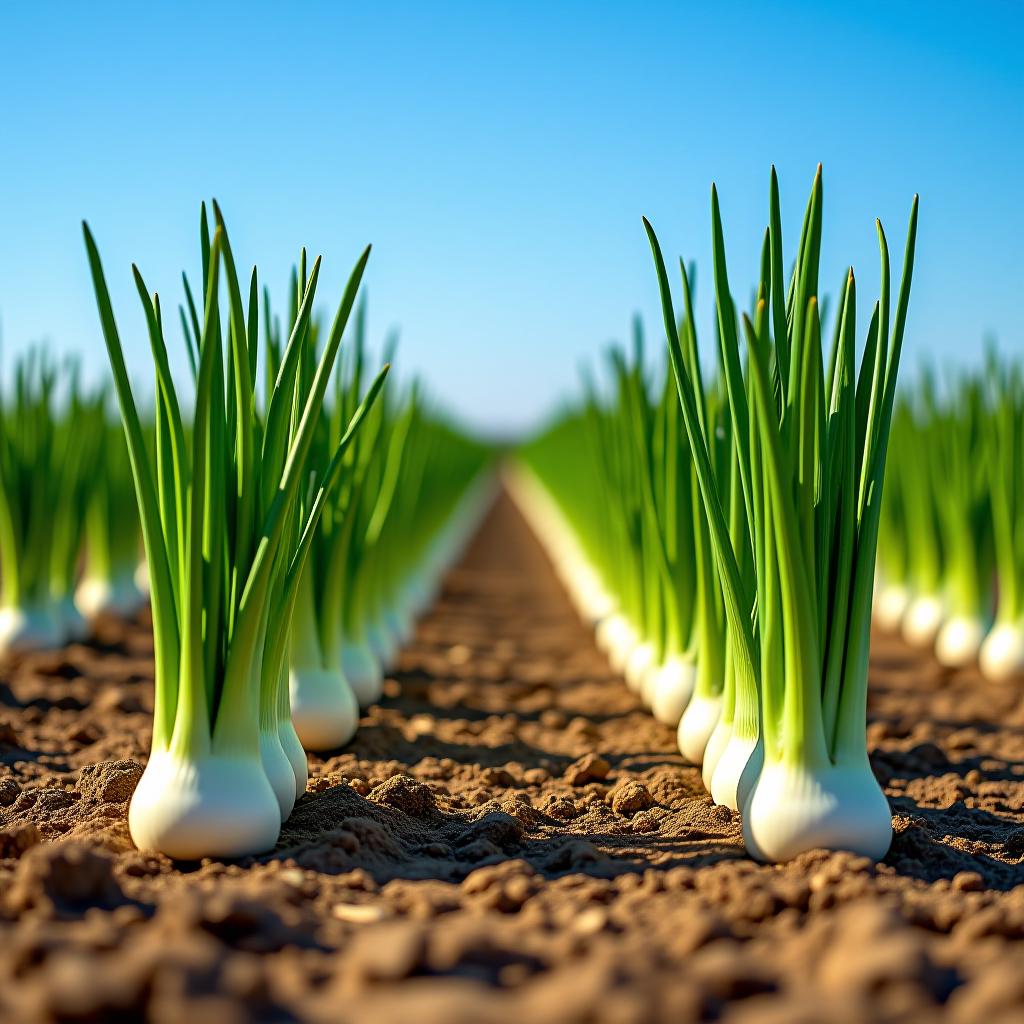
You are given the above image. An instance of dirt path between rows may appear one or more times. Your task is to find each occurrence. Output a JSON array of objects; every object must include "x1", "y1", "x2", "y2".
[{"x1": 2, "y1": 491, "x2": 1024, "y2": 1023}]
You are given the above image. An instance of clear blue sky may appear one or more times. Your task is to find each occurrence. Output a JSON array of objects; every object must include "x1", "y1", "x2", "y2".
[{"x1": 1, "y1": 2, "x2": 1020, "y2": 434}]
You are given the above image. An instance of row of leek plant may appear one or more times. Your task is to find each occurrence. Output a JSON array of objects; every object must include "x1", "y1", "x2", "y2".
[
  {"x1": 516, "y1": 326, "x2": 730, "y2": 762},
  {"x1": 0, "y1": 355, "x2": 140, "y2": 655},
  {"x1": 84, "y1": 202, "x2": 491, "y2": 860},
  {"x1": 86, "y1": 202, "x2": 389, "y2": 858},
  {"x1": 286, "y1": 297, "x2": 494, "y2": 752},
  {"x1": 77, "y1": 406, "x2": 148, "y2": 620},
  {"x1": 875, "y1": 356, "x2": 1024, "y2": 681},
  {"x1": 519, "y1": 167, "x2": 919, "y2": 862}
]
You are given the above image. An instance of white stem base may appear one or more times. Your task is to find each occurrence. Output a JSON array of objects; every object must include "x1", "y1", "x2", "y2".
[
  {"x1": 595, "y1": 611, "x2": 627, "y2": 658},
  {"x1": 606, "y1": 618, "x2": 639, "y2": 674},
  {"x1": 259, "y1": 728, "x2": 297, "y2": 821},
  {"x1": 701, "y1": 716, "x2": 732, "y2": 792},
  {"x1": 710, "y1": 732, "x2": 762, "y2": 812},
  {"x1": 979, "y1": 622, "x2": 1024, "y2": 682},
  {"x1": 76, "y1": 574, "x2": 147, "y2": 620},
  {"x1": 0, "y1": 604, "x2": 63, "y2": 656},
  {"x1": 902, "y1": 594, "x2": 945, "y2": 648},
  {"x1": 677, "y1": 692, "x2": 721, "y2": 766},
  {"x1": 129, "y1": 750, "x2": 281, "y2": 860},
  {"x1": 624, "y1": 640, "x2": 657, "y2": 696},
  {"x1": 648, "y1": 657, "x2": 696, "y2": 727},
  {"x1": 743, "y1": 757, "x2": 892, "y2": 863},
  {"x1": 289, "y1": 667, "x2": 360, "y2": 751},
  {"x1": 577, "y1": 580, "x2": 615, "y2": 628},
  {"x1": 935, "y1": 614, "x2": 986, "y2": 668},
  {"x1": 874, "y1": 583, "x2": 910, "y2": 632},
  {"x1": 342, "y1": 640, "x2": 384, "y2": 708},
  {"x1": 279, "y1": 718, "x2": 308, "y2": 801}
]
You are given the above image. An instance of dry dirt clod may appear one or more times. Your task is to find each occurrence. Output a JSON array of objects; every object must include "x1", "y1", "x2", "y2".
[
  {"x1": 76, "y1": 759, "x2": 144, "y2": 805},
  {"x1": 368, "y1": 775, "x2": 437, "y2": 818},
  {"x1": 610, "y1": 780, "x2": 654, "y2": 816},
  {"x1": 951, "y1": 870, "x2": 984, "y2": 892},
  {"x1": 0, "y1": 775, "x2": 21, "y2": 806},
  {"x1": 6, "y1": 842, "x2": 125, "y2": 916},
  {"x1": 565, "y1": 753, "x2": 611, "y2": 786},
  {"x1": 0, "y1": 821, "x2": 41, "y2": 858}
]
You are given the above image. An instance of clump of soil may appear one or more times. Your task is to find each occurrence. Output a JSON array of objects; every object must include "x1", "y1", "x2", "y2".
[{"x1": 2, "y1": 493, "x2": 1024, "y2": 1022}]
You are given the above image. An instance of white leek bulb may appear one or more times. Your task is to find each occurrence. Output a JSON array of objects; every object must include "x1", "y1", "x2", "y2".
[
  {"x1": 935, "y1": 615, "x2": 986, "y2": 668},
  {"x1": 343, "y1": 639, "x2": 384, "y2": 707},
  {"x1": 624, "y1": 640, "x2": 657, "y2": 695},
  {"x1": 606, "y1": 618, "x2": 639, "y2": 673},
  {"x1": 676, "y1": 692, "x2": 721, "y2": 765},
  {"x1": 289, "y1": 667, "x2": 360, "y2": 751},
  {"x1": 259, "y1": 727, "x2": 297, "y2": 821},
  {"x1": 701, "y1": 716, "x2": 731, "y2": 791},
  {"x1": 874, "y1": 583, "x2": 910, "y2": 632},
  {"x1": 595, "y1": 612, "x2": 627, "y2": 656},
  {"x1": 709, "y1": 732, "x2": 762, "y2": 811},
  {"x1": 579, "y1": 578, "x2": 615, "y2": 627},
  {"x1": 979, "y1": 621, "x2": 1024, "y2": 682},
  {"x1": 279, "y1": 719, "x2": 308, "y2": 802},
  {"x1": 0, "y1": 604, "x2": 63, "y2": 655},
  {"x1": 742, "y1": 755, "x2": 892, "y2": 863},
  {"x1": 902, "y1": 593, "x2": 945, "y2": 647},
  {"x1": 649, "y1": 656, "x2": 696, "y2": 726},
  {"x1": 639, "y1": 661, "x2": 660, "y2": 709},
  {"x1": 128, "y1": 750, "x2": 281, "y2": 860},
  {"x1": 76, "y1": 572, "x2": 147, "y2": 620}
]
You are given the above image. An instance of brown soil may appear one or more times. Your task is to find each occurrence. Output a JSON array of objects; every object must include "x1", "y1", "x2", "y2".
[{"x1": 2, "y1": 491, "x2": 1024, "y2": 1023}]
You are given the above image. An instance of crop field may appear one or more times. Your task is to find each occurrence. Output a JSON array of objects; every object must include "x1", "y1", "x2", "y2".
[{"x1": 2, "y1": 5, "x2": 1022, "y2": 1022}]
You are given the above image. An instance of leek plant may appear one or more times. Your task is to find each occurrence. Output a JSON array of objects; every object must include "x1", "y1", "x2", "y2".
[
  {"x1": 931, "y1": 379, "x2": 993, "y2": 667},
  {"x1": 646, "y1": 166, "x2": 919, "y2": 860},
  {"x1": 50, "y1": 368, "x2": 101, "y2": 643},
  {"x1": 877, "y1": 374, "x2": 991, "y2": 660},
  {"x1": 873, "y1": 402, "x2": 914, "y2": 631},
  {"x1": 981, "y1": 359, "x2": 1024, "y2": 679},
  {"x1": 879, "y1": 356, "x2": 1023, "y2": 679},
  {"x1": 77, "y1": 406, "x2": 146, "y2": 621},
  {"x1": 286, "y1": 298, "x2": 492, "y2": 750},
  {"x1": 0, "y1": 353, "x2": 99, "y2": 654},
  {"x1": 519, "y1": 325, "x2": 728, "y2": 753},
  {"x1": 890, "y1": 381, "x2": 950, "y2": 647},
  {"x1": 84, "y1": 203, "x2": 388, "y2": 858}
]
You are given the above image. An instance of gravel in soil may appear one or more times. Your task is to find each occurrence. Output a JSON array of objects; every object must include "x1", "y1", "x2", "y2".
[{"x1": 2, "y1": 492, "x2": 1024, "y2": 1023}]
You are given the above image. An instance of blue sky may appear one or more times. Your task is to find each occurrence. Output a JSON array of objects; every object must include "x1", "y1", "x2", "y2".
[{"x1": 0, "y1": 2, "x2": 1020, "y2": 434}]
